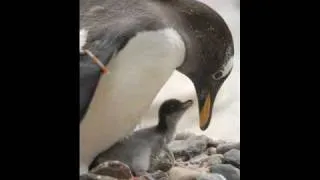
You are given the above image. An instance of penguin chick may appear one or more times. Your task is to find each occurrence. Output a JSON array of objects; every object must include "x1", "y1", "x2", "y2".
[{"x1": 89, "y1": 99, "x2": 193, "y2": 177}]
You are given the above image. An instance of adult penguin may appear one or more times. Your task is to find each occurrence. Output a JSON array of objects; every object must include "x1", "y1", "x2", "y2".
[{"x1": 80, "y1": 0, "x2": 234, "y2": 174}]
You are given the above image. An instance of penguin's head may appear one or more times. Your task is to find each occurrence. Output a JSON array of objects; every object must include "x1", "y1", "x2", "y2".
[{"x1": 194, "y1": 46, "x2": 234, "y2": 131}]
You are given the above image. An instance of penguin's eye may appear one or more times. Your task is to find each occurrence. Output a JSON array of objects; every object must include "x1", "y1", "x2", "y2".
[
  {"x1": 212, "y1": 70, "x2": 224, "y2": 80},
  {"x1": 212, "y1": 55, "x2": 234, "y2": 81}
]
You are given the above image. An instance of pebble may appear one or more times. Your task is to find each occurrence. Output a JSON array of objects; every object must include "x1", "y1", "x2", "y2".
[
  {"x1": 223, "y1": 149, "x2": 240, "y2": 169},
  {"x1": 200, "y1": 154, "x2": 223, "y2": 168},
  {"x1": 206, "y1": 147, "x2": 217, "y2": 155},
  {"x1": 210, "y1": 164, "x2": 240, "y2": 180},
  {"x1": 216, "y1": 142, "x2": 240, "y2": 154},
  {"x1": 168, "y1": 167, "x2": 226, "y2": 180},
  {"x1": 168, "y1": 167, "x2": 203, "y2": 180}
]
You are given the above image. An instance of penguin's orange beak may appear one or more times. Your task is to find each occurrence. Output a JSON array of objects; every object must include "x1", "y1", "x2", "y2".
[{"x1": 199, "y1": 93, "x2": 212, "y2": 130}]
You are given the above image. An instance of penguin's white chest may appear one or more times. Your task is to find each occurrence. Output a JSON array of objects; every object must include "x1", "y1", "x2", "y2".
[{"x1": 79, "y1": 28, "x2": 186, "y2": 174}]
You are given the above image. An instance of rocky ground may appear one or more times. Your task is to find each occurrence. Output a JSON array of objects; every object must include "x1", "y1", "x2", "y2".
[{"x1": 80, "y1": 133, "x2": 240, "y2": 180}]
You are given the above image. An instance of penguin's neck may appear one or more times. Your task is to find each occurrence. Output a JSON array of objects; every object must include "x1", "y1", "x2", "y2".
[{"x1": 79, "y1": 28, "x2": 186, "y2": 171}]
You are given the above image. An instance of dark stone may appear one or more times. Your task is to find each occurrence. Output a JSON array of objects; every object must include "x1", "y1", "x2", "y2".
[
  {"x1": 90, "y1": 161, "x2": 133, "y2": 179},
  {"x1": 216, "y1": 142, "x2": 240, "y2": 154},
  {"x1": 223, "y1": 149, "x2": 240, "y2": 169},
  {"x1": 210, "y1": 164, "x2": 240, "y2": 180}
]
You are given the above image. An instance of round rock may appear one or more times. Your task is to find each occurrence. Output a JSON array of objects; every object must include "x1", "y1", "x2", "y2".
[
  {"x1": 223, "y1": 149, "x2": 240, "y2": 169},
  {"x1": 210, "y1": 164, "x2": 240, "y2": 180}
]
